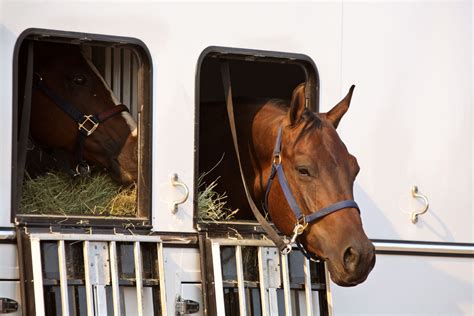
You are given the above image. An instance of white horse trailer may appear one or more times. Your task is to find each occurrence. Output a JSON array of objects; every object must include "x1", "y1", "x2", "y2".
[{"x1": 0, "y1": 1, "x2": 473, "y2": 315}]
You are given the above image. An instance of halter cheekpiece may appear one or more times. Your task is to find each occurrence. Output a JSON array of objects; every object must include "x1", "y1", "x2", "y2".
[
  {"x1": 264, "y1": 127, "x2": 360, "y2": 257},
  {"x1": 33, "y1": 73, "x2": 129, "y2": 177}
]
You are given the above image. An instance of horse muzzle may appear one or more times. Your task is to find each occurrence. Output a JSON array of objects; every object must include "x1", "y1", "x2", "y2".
[{"x1": 327, "y1": 242, "x2": 376, "y2": 287}]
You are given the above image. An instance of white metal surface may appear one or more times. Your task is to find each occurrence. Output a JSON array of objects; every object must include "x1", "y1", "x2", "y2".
[
  {"x1": 109, "y1": 241, "x2": 121, "y2": 316},
  {"x1": 235, "y1": 245, "x2": 247, "y2": 316},
  {"x1": 30, "y1": 237, "x2": 45, "y2": 316},
  {"x1": 332, "y1": 254, "x2": 474, "y2": 315},
  {"x1": 57, "y1": 240, "x2": 70, "y2": 316},
  {"x1": 336, "y1": 1, "x2": 472, "y2": 244}
]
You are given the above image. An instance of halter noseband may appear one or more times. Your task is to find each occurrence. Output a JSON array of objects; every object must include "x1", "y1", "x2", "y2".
[
  {"x1": 264, "y1": 127, "x2": 360, "y2": 259},
  {"x1": 33, "y1": 74, "x2": 129, "y2": 176}
]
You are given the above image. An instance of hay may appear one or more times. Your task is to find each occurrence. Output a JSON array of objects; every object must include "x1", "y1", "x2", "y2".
[
  {"x1": 197, "y1": 154, "x2": 239, "y2": 222},
  {"x1": 20, "y1": 171, "x2": 136, "y2": 217}
]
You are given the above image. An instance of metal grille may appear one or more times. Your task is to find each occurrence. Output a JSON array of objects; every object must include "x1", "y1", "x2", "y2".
[
  {"x1": 203, "y1": 238, "x2": 332, "y2": 316},
  {"x1": 84, "y1": 46, "x2": 139, "y2": 120},
  {"x1": 29, "y1": 233, "x2": 166, "y2": 316}
]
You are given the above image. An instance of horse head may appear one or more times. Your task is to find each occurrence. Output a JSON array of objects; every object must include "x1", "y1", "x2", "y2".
[
  {"x1": 30, "y1": 42, "x2": 137, "y2": 184},
  {"x1": 254, "y1": 84, "x2": 375, "y2": 286}
]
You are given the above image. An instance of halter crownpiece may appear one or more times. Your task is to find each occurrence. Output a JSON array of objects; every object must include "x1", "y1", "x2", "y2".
[{"x1": 264, "y1": 127, "x2": 360, "y2": 258}]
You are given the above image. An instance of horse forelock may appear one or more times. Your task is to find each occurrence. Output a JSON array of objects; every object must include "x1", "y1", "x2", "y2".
[
  {"x1": 292, "y1": 109, "x2": 322, "y2": 145},
  {"x1": 81, "y1": 50, "x2": 138, "y2": 136}
]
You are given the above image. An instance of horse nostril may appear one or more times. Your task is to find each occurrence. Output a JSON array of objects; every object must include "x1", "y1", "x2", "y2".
[{"x1": 343, "y1": 247, "x2": 360, "y2": 273}]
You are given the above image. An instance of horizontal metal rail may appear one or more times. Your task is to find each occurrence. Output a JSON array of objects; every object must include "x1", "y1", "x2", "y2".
[
  {"x1": 27, "y1": 233, "x2": 162, "y2": 243},
  {"x1": 373, "y1": 241, "x2": 474, "y2": 255}
]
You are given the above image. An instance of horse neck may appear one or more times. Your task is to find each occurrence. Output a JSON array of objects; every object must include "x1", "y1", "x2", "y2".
[{"x1": 241, "y1": 101, "x2": 287, "y2": 200}]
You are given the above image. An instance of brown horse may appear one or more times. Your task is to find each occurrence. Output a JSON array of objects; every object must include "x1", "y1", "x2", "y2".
[
  {"x1": 27, "y1": 41, "x2": 137, "y2": 184},
  {"x1": 200, "y1": 84, "x2": 375, "y2": 286}
]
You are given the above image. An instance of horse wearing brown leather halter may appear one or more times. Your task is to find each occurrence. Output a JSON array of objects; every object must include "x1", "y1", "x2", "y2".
[
  {"x1": 23, "y1": 41, "x2": 138, "y2": 184},
  {"x1": 200, "y1": 79, "x2": 375, "y2": 286}
]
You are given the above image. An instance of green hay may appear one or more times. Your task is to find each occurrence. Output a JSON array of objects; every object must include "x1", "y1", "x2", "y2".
[{"x1": 20, "y1": 171, "x2": 136, "y2": 217}]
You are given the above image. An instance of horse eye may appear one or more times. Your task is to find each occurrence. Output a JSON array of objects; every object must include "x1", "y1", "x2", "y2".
[
  {"x1": 297, "y1": 167, "x2": 311, "y2": 177},
  {"x1": 73, "y1": 75, "x2": 86, "y2": 85}
]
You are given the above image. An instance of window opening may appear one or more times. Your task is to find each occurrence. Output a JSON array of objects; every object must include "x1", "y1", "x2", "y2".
[{"x1": 12, "y1": 29, "x2": 152, "y2": 227}]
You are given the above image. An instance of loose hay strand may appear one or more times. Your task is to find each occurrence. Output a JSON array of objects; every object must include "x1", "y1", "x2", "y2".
[
  {"x1": 197, "y1": 154, "x2": 239, "y2": 222},
  {"x1": 20, "y1": 171, "x2": 137, "y2": 217}
]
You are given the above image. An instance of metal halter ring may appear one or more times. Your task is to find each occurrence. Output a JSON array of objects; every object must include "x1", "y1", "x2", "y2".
[
  {"x1": 273, "y1": 154, "x2": 282, "y2": 165},
  {"x1": 78, "y1": 115, "x2": 99, "y2": 136}
]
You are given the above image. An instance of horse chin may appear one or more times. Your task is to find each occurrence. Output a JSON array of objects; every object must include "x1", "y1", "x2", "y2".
[
  {"x1": 325, "y1": 259, "x2": 373, "y2": 287},
  {"x1": 108, "y1": 158, "x2": 137, "y2": 185}
]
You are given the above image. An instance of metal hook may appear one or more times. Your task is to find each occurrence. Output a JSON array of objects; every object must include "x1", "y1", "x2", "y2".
[
  {"x1": 410, "y1": 185, "x2": 429, "y2": 224},
  {"x1": 171, "y1": 173, "x2": 189, "y2": 214}
]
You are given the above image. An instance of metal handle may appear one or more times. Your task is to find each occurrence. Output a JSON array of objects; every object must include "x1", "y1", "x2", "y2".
[
  {"x1": 410, "y1": 186, "x2": 429, "y2": 224},
  {"x1": 171, "y1": 173, "x2": 189, "y2": 214}
]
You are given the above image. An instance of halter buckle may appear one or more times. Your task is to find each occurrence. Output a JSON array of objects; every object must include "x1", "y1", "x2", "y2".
[
  {"x1": 296, "y1": 217, "x2": 308, "y2": 235},
  {"x1": 273, "y1": 154, "x2": 282, "y2": 165},
  {"x1": 78, "y1": 115, "x2": 99, "y2": 136}
]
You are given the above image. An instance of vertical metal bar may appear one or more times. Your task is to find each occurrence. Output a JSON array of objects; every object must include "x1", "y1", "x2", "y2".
[
  {"x1": 281, "y1": 254, "x2": 293, "y2": 316},
  {"x1": 324, "y1": 262, "x2": 333, "y2": 316},
  {"x1": 122, "y1": 49, "x2": 132, "y2": 107},
  {"x1": 58, "y1": 240, "x2": 70, "y2": 316},
  {"x1": 105, "y1": 47, "x2": 113, "y2": 87},
  {"x1": 131, "y1": 53, "x2": 139, "y2": 119},
  {"x1": 109, "y1": 241, "x2": 121, "y2": 316},
  {"x1": 303, "y1": 258, "x2": 313, "y2": 316},
  {"x1": 30, "y1": 237, "x2": 45, "y2": 316},
  {"x1": 113, "y1": 47, "x2": 122, "y2": 99},
  {"x1": 83, "y1": 241, "x2": 94, "y2": 316},
  {"x1": 134, "y1": 242, "x2": 144, "y2": 316},
  {"x1": 156, "y1": 242, "x2": 167, "y2": 315},
  {"x1": 235, "y1": 246, "x2": 247, "y2": 315},
  {"x1": 211, "y1": 242, "x2": 225, "y2": 315},
  {"x1": 257, "y1": 247, "x2": 269, "y2": 316}
]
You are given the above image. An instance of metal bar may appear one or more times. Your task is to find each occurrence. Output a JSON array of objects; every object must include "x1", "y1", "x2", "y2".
[
  {"x1": 303, "y1": 258, "x2": 313, "y2": 316},
  {"x1": 29, "y1": 233, "x2": 161, "y2": 243},
  {"x1": 109, "y1": 241, "x2": 121, "y2": 316},
  {"x1": 113, "y1": 48, "x2": 122, "y2": 99},
  {"x1": 58, "y1": 240, "x2": 70, "y2": 316},
  {"x1": 30, "y1": 237, "x2": 45, "y2": 316},
  {"x1": 131, "y1": 53, "x2": 139, "y2": 119},
  {"x1": 324, "y1": 262, "x2": 333, "y2": 316},
  {"x1": 105, "y1": 47, "x2": 112, "y2": 87},
  {"x1": 209, "y1": 238, "x2": 275, "y2": 247},
  {"x1": 235, "y1": 245, "x2": 247, "y2": 316},
  {"x1": 122, "y1": 49, "x2": 132, "y2": 107},
  {"x1": 257, "y1": 247, "x2": 269, "y2": 316},
  {"x1": 83, "y1": 241, "x2": 94, "y2": 316},
  {"x1": 373, "y1": 241, "x2": 474, "y2": 255},
  {"x1": 134, "y1": 242, "x2": 144, "y2": 316},
  {"x1": 210, "y1": 242, "x2": 226, "y2": 315},
  {"x1": 281, "y1": 254, "x2": 293, "y2": 316},
  {"x1": 157, "y1": 242, "x2": 167, "y2": 315}
]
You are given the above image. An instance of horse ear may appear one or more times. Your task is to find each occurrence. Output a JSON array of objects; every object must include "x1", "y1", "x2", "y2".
[
  {"x1": 326, "y1": 85, "x2": 355, "y2": 128},
  {"x1": 289, "y1": 83, "x2": 307, "y2": 125}
]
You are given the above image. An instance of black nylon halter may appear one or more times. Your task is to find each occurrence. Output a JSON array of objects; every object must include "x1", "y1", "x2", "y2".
[
  {"x1": 264, "y1": 127, "x2": 360, "y2": 259},
  {"x1": 33, "y1": 74, "x2": 129, "y2": 176}
]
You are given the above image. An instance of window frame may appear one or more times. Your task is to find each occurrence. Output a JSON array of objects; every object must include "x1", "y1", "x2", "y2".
[
  {"x1": 194, "y1": 46, "x2": 320, "y2": 231},
  {"x1": 11, "y1": 28, "x2": 153, "y2": 228}
]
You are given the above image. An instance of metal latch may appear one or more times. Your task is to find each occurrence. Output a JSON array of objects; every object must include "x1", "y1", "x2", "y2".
[
  {"x1": 176, "y1": 296, "x2": 199, "y2": 315},
  {"x1": 0, "y1": 298, "x2": 18, "y2": 314}
]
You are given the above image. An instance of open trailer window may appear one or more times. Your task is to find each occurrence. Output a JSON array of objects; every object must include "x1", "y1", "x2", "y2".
[
  {"x1": 195, "y1": 46, "x2": 319, "y2": 227},
  {"x1": 195, "y1": 47, "x2": 330, "y2": 315},
  {"x1": 12, "y1": 29, "x2": 152, "y2": 227}
]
